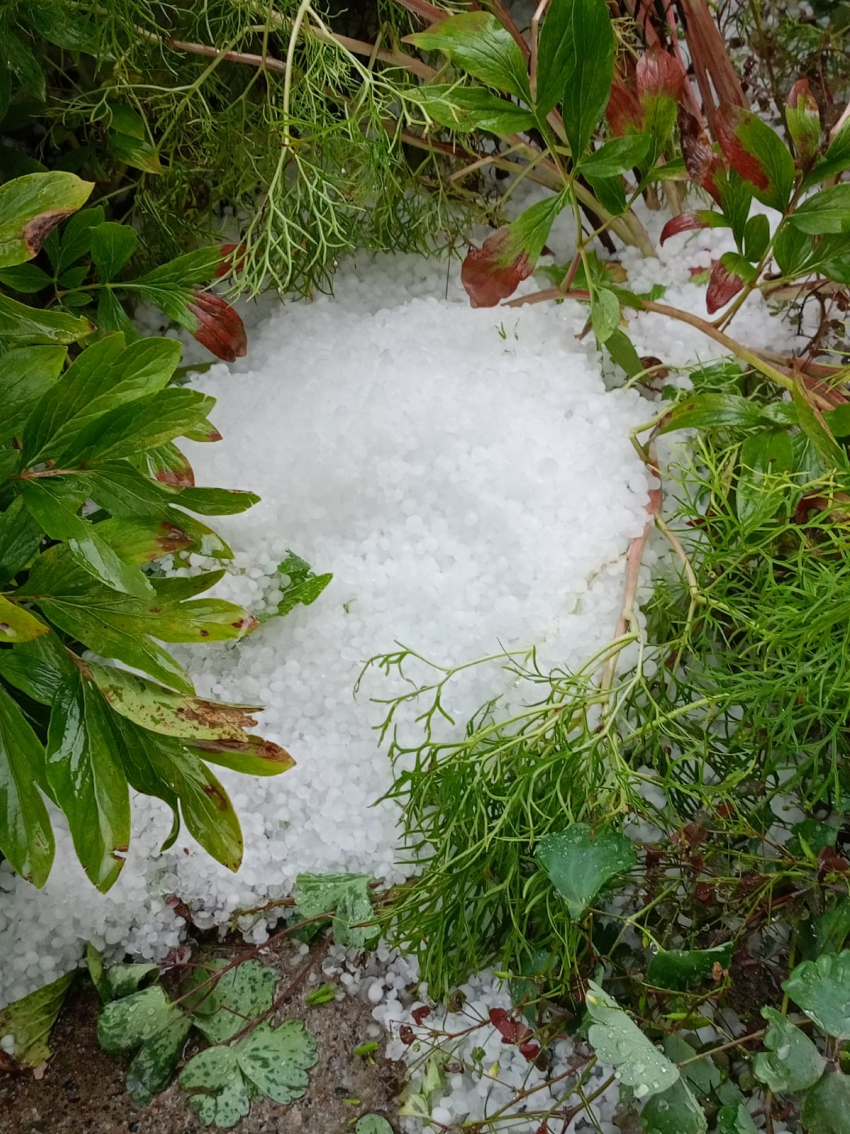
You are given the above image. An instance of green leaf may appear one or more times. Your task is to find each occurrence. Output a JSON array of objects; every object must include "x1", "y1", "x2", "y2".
[
  {"x1": 54, "y1": 388, "x2": 216, "y2": 466},
  {"x1": 90, "y1": 222, "x2": 138, "y2": 282},
  {"x1": 0, "y1": 497, "x2": 44, "y2": 585},
  {"x1": 0, "y1": 684, "x2": 54, "y2": 887},
  {"x1": 96, "y1": 288, "x2": 138, "y2": 341},
  {"x1": 790, "y1": 185, "x2": 850, "y2": 235},
  {"x1": 51, "y1": 205, "x2": 105, "y2": 272},
  {"x1": 743, "y1": 213, "x2": 770, "y2": 262},
  {"x1": 585, "y1": 981, "x2": 679, "y2": 1099},
  {"x1": 659, "y1": 393, "x2": 766, "y2": 434},
  {"x1": 46, "y1": 671, "x2": 131, "y2": 891},
  {"x1": 790, "y1": 818, "x2": 837, "y2": 857},
  {"x1": 0, "y1": 263, "x2": 52, "y2": 292},
  {"x1": 108, "y1": 712, "x2": 243, "y2": 869},
  {"x1": 411, "y1": 85, "x2": 535, "y2": 135},
  {"x1": 19, "y1": 478, "x2": 154, "y2": 598},
  {"x1": 774, "y1": 223, "x2": 812, "y2": 276},
  {"x1": 590, "y1": 287, "x2": 620, "y2": 343},
  {"x1": 536, "y1": 823, "x2": 635, "y2": 919},
  {"x1": 0, "y1": 172, "x2": 94, "y2": 268},
  {"x1": 812, "y1": 899, "x2": 850, "y2": 957},
  {"x1": 784, "y1": 951, "x2": 850, "y2": 1039},
  {"x1": 580, "y1": 134, "x2": 650, "y2": 178},
  {"x1": 503, "y1": 190, "x2": 569, "y2": 265},
  {"x1": 271, "y1": 551, "x2": 333, "y2": 619},
  {"x1": 190, "y1": 961, "x2": 278, "y2": 1043},
  {"x1": 791, "y1": 385, "x2": 848, "y2": 473},
  {"x1": 295, "y1": 873, "x2": 378, "y2": 947},
  {"x1": 663, "y1": 1035, "x2": 720, "y2": 1099},
  {"x1": 0, "y1": 344, "x2": 66, "y2": 444},
  {"x1": 753, "y1": 1007, "x2": 825, "y2": 1093},
  {"x1": 647, "y1": 943, "x2": 733, "y2": 991},
  {"x1": 406, "y1": 13, "x2": 530, "y2": 101},
  {"x1": 801, "y1": 1071, "x2": 850, "y2": 1133},
  {"x1": 95, "y1": 515, "x2": 193, "y2": 564},
  {"x1": 0, "y1": 593, "x2": 48, "y2": 642},
  {"x1": 538, "y1": 0, "x2": 614, "y2": 156},
  {"x1": 640, "y1": 1078, "x2": 707, "y2": 1134},
  {"x1": 808, "y1": 118, "x2": 850, "y2": 184},
  {"x1": 605, "y1": 328, "x2": 644, "y2": 379},
  {"x1": 180, "y1": 1019, "x2": 318, "y2": 1128},
  {"x1": 717, "y1": 1102, "x2": 759, "y2": 1134},
  {"x1": 0, "y1": 970, "x2": 75, "y2": 1066},
  {"x1": 355, "y1": 1118, "x2": 394, "y2": 1134},
  {"x1": 736, "y1": 429, "x2": 794, "y2": 530},
  {"x1": 110, "y1": 130, "x2": 163, "y2": 175},
  {"x1": 130, "y1": 248, "x2": 224, "y2": 291},
  {"x1": 3, "y1": 31, "x2": 46, "y2": 101},
  {"x1": 737, "y1": 116, "x2": 796, "y2": 211},
  {"x1": 96, "y1": 981, "x2": 191, "y2": 1102},
  {"x1": 0, "y1": 292, "x2": 94, "y2": 344},
  {"x1": 176, "y1": 487, "x2": 260, "y2": 516},
  {"x1": 306, "y1": 983, "x2": 337, "y2": 1007},
  {"x1": 126, "y1": 1013, "x2": 192, "y2": 1105},
  {"x1": 86, "y1": 943, "x2": 110, "y2": 1002},
  {"x1": 0, "y1": 629, "x2": 76, "y2": 705}
]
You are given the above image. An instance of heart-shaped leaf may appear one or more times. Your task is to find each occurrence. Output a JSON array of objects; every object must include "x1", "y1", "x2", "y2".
[
  {"x1": 536, "y1": 823, "x2": 636, "y2": 919},
  {"x1": 783, "y1": 951, "x2": 850, "y2": 1039},
  {"x1": 753, "y1": 1007, "x2": 824, "y2": 1093},
  {"x1": 585, "y1": 981, "x2": 679, "y2": 1100}
]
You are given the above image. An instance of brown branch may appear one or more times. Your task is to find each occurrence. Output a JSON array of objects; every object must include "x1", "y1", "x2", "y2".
[
  {"x1": 392, "y1": 0, "x2": 447, "y2": 24},
  {"x1": 168, "y1": 38, "x2": 287, "y2": 74}
]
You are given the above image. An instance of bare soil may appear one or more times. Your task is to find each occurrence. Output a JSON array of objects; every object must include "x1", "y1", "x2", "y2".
[{"x1": 0, "y1": 940, "x2": 403, "y2": 1134}]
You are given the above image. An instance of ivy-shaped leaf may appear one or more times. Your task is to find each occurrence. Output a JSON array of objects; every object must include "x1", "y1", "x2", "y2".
[
  {"x1": 585, "y1": 981, "x2": 679, "y2": 1100},
  {"x1": 783, "y1": 951, "x2": 850, "y2": 1040},
  {"x1": 536, "y1": 824, "x2": 636, "y2": 919},
  {"x1": 753, "y1": 1007, "x2": 824, "y2": 1093},
  {"x1": 295, "y1": 873, "x2": 378, "y2": 947}
]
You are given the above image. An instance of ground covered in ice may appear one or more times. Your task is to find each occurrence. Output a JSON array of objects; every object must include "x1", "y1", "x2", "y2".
[{"x1": 0, "y1": 204, "x2": 810, "y2": 1130}]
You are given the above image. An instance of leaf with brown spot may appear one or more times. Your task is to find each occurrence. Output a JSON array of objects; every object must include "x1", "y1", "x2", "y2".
[
  {"x1": 192, "y1": 735, "x2": 296, "y2": 779},
  {"x1": 89, "y1": 663, "x2": 266, "y2": 744},
  {"x1": 185, "y1": 291, "x2": 247, "y2": 362},
  {"x1": 146, "y1": 442, "x2": 195, "y2": 487},
  {"x1": 678, "y1": 106, "x2": 725, "y2": 202},
  {"x1": 0, "y1": 172, "x2": 94, "y2": 268}
]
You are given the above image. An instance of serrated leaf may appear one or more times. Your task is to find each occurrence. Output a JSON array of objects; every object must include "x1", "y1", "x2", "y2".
[
  {"x1": 46, "y1": 671, "x2": 131, "y2": 891},
  {"x1": 585, "y1": 981, "x2": 679, "y2": 1100},
  {"x1": 272, "y1": 551, "x2": 332, "y2": 618},
  {"x1": 0, "y1": 684, "x2": 54, "y2": 886},
  {"x1": 406, "y1": 13, "x2": 530, "y2": 101},
  {"x1": 0, "y1": 171, "x2": 93, "y2": 268},
  {"x1": 783, "y1": 951, "x2": 850, "y2": 1039},
  {"x1": 355, "y1": 1118, "x2": 394, "y2": 1134},
  {"x1": 0, "y1": 292, "x2": 94, "y2": 344},
  {"x1": 536, "y1": 824, "x2": 636, "y2": 919},
  {"x1": 90, "y1": 222, "x2": 138, "y2": 281},
  {"x1": 801, "y1": 1070, "x2": 850, "y2": 1133},
  {"x1": 647, "y1": 943, "x2": 733, "y2": 990},
  {"x1": 640, "y1": 1078, "x2": 707, "y2": 1134},
  {"x1": 0, "y1": 970, "x2": 75, "y2": 1066},
  {"x1": 295, "y1": 873, "x2": 378, "y2": 947},
  {"x1": 753, "y1": 1006, "x2": 825, "y2": 1093}
]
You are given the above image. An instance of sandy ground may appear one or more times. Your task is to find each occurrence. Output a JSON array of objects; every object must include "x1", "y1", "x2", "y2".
[{"x1": 0, "y1": 938, "x2": 403, "y2": 1134}]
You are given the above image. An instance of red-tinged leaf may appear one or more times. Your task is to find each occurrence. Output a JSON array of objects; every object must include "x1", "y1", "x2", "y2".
[
  {"x1": 147, "y1": 442, "x2": 195, "y2": 487},
  {"x1": 678, "y1": 106, "x2": 725, "y2": 203},
  {"x1": 519, "y1": 1042, "x2": 541, "y2": 1060},
  {"x1": 706, "y1": 258, "x2": 745, "y2": 313},
  {"x1": 636, "y1": 44, "x2": 686, "y2": 102},
  {"x1": 819, "y1": 846, "x2": 850, "y2": 876},
  {"x1": 786, "y1": 79, "x2": 821, "y2": 167},
  {"x1": 214, "y1": 243, "x2": 247, "y2": 280},
  {"x1": 660, "y1": 212, "x2": 710, "y2": 245},
  {"x1": 399, "y1": 1024, "x2": 415, "y2": 1045},
  {"x1": 412, "y1": 1005, "x2": 431, "y2": 1025},
  {"x1": 488, "y1": 1007, "x2": 531, "y2": 1045},
  {"x1": 461, "y1": 228, "x2": 533, "y2": 308},
  {"x1": 186, "y1": 291, "x2": 247, "y2": 362},
  {"x1": 714, "y1": 104, "x2": 770, "y2": 192},
  {"x1": 606, "y1": 81, "x2": 643, "y2": 136}
]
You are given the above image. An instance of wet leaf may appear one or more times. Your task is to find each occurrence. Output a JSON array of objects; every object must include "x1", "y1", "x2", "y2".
[
  {"x1": 295, "y1": 873, "x2": 378, "y2": 947},
  {"x1": 180, "y1": 1020, "x2": 318, "y2": 1129},
  {"x1": 585, "y1": 981, "x2": 679, "y2": 1100},
  {"x1": 663, "y1": 1035, "x2": 719, "y2": 1099},
  {"x1": 536, "y1": 824, "x2": 636, "y2": 919},
  {"x1": 640, "y1": 1078, "x2": 707, "y2": 1134},
  {"x1": 46, "y1": 671, "x2": 131, "y2": 891},
  {"x1": 753, "y1": 1007, "x2": 824, "y2": 1093},
  {"x1": 0, "y1": 171, "x2": 93, "y2": 268},
  {"x1": 188, "y1": 961, "x2": 278, "y2": 1044},
  {"x1": 801, "y1": 1070, "x2": 850, "y2": 1132},
  {"x1": 0, "y1": 970, "x2": 75, "y2": 1066},
  {"x1": 647, "y1": 943, "x2": 733, "y2": 990},
  {"x1": 783, "y1": 951, "x2": 850, "y2": 1039},
  {"x1": 488, "y1": 1007, "x2": 531, "y2": 1045},
  {"x1": 0, "y1": 292, "x2": 94, "y2": 344},
  {"x1": 271, "y1": 550, "x2": 333, "y2": 618},
  {"x1": 716, "y1": 1101, "x2": 758, "y2": 1134},
  {"x1": 0, "y1": 685, "x2": 54, "y2": 887},
  {"x1": 0, "y1": 594, "x2": 48, "y2": 642},
  {"x1": 659, "y1": 392, "x2": 765, "y2": 434}
]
